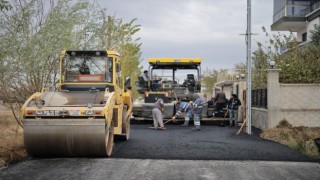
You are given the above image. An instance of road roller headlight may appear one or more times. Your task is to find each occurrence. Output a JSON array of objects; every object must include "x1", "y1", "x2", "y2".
[{"x1": 35, "y1": 110, "x2": 44, "y2": 115}]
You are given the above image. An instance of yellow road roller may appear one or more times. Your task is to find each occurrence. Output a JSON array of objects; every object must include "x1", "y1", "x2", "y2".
[{"x1": 20, "y1": 50, "x2": 132, "y2": 157}]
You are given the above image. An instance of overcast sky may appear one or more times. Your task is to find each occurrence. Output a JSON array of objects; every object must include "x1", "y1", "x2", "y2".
[{"x1": 96, "y1": 0, "x2": 275, "y2": 70}]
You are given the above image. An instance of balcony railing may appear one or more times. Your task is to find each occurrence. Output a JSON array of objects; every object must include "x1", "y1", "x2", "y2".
[
  {"x1": 311, "y1": 1, "x2": 320, "y2": 11},
  {"x1": 273, "y1": 4, "x2": 310, "y2": 22}
]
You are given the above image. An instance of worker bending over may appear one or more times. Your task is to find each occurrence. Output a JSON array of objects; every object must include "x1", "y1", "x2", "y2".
[{"x1": 173, "y1": 101, "x2": 193, "y2": 126}]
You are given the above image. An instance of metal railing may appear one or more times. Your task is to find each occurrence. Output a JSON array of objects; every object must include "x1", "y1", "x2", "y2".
[
  {"x1": 252, "y1": 88, "x2": 267, "y2": 109},
  {"x1": 273, "y1": 4, "x2": 311, "y2": 22},
  {"x1": 311, "y1": 1, "x2": 320, "y2": 11}
]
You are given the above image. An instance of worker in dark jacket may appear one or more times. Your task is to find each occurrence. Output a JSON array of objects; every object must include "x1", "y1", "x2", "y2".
[
  {"x1": 214, "y1": 88, "x2": 226, "y2": 113},
  {"x1": 227, "y1": 94, "x2": 241, "y2": 127},
  {"x1": 207, "y1": 97, "x2": 214, "y2": 107},
  {"x1": 173, "y1": 101, "x2": 193, "y2": 126},
  {"x1": 192, "y1": 93, "x2": 203, "y2": 131}
]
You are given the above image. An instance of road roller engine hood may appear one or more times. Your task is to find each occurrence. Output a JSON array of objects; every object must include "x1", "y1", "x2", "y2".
[{"x1": 24, "y1": 91, "x2": 107, "y2": 117}]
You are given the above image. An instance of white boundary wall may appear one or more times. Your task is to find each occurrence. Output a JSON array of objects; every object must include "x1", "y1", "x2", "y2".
[{"x1": 252, "y1": 69, "x2": 320, "y2": 129}]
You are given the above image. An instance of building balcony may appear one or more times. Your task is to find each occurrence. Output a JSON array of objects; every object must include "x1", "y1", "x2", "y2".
[{"x1": 271, "y1": 4, "x2": 310, "y2": 31}]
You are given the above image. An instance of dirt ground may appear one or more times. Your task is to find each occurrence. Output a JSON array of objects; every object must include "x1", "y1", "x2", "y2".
[
  {"x1": 0, "y1": 107, "x2": 27, "y2": 169},
  {"x1": 261, "y1": 127, "x2": 320, "y2": 159}
]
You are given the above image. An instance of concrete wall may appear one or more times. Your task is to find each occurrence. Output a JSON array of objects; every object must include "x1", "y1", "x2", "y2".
[
  {"x1": 279, "y1": 84, "x2": 320, "y2": 127},
  {"x1": 222, "y1": 85, "x2": 232, "y2": 99},
  {"x1": 252, "y1": 69, "x2": 320, "y2": 129},
  {"x1": 232, "y1": 80, "x2": 246, "y2": 122},
  {"x1": 252, "y1": 108, "x2": 268, "y2": 130},
  {"x1": 296, "y1": 27, "x2": 307, "y2": 42}
]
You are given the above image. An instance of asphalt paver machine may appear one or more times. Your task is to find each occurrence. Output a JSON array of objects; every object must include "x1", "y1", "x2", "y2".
[{"x1": 133, "y1": 58, "x2": 201, "y2": 119}]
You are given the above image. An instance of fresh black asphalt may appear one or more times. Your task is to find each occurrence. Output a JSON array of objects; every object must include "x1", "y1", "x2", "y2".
[
  {"x1": 111, "y1": 124, "x2": 314, "y2": 162},
  {"x1": 1, "y1": 124, "x2": 318, "y2": 179}
]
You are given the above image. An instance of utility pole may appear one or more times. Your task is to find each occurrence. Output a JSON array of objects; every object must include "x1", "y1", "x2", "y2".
[{"x1": 246, "y1": 0, "x2": 252, "y2": 135}]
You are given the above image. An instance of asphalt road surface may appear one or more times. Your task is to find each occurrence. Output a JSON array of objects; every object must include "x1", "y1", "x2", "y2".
[
  {"x1": 1, "y1": 124, "x2": 319, "y2": 179},
  {"x1": 111, "y1": 124, "x2": 313, "y2": 161}
]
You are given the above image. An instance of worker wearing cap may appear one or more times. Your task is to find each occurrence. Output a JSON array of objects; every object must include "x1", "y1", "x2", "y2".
[
  {"x1": 173, "y1": 101, "x2": 193, "y2": 126},
  {"x1": 192, "y1": 93, "x2": 203, "y2": 131}
]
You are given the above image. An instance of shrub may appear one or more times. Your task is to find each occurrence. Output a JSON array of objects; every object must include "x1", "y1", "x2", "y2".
[{"x1": 277, "y1": 119, "x2": 292, "y2": 128}]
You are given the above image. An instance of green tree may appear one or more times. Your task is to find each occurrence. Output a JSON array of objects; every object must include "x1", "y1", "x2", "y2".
[
  {"x1": 252, "y1": 26, "x2": 320, "y2": 84},
  {"x1": 201, "y1": 68, "x2": 218, "y2": 95},
  {"x1": 84, "y1": 14, "x2": 142, "y2": 99},
  {"x1": 310, "y1": 24, "x2": 320, "y2": 47},
  {"x1": 0, "y1": 0, "x2": 142, "y2": 126},
  {"x1": 0, "y1": 0, "x2": 12, "y2": 10},
  {"x1": 252, "y1": 47, "x2": 268, "y2": 88}
]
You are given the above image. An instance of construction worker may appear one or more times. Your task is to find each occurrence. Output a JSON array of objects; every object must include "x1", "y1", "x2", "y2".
[
  {"x1": 213, "y1": 88, "x2": 226, "y2": 115},
  {"x1": 140, "y1": 70, "x2": 159, "y2": 90},
  {"x1": 140, "y1": 70, "x2": 151, "y2": 82},
  {"x1": 152, "y1": 98, "x2": 166, "y2": 130},
  {"x1": 173, "y1": 101, "x2": 193, "y2": 126},
  {"x1": 227, "y1": 94, "x2": 241, "y2": 127},
  {"x1": 192, "y1": 93, "x2": 203, "y2": 131}
]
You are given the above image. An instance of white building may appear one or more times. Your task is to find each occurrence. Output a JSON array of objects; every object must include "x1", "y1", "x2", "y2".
[{"x1": 271, "y1": 0, "x2": 320, "y2": 43}]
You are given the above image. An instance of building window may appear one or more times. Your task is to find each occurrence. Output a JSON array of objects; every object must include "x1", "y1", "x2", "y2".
[{"x1": 302, "y1": 32, "x2": 307, "y2": 42}]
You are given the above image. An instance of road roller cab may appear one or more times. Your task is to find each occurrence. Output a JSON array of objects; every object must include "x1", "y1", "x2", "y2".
[{"x1": 21, "y1": 50, "x2": 132, "y2": 157}]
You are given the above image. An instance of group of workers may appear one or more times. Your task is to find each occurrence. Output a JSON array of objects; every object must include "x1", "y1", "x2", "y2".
[
  {"x1": 141, "y1": 70, "x2": 242, "y2": 131},
  {"x1": 151, "y1": 93, "x2": 204, "y2": 131},
  {"x1": 151, "y1": 89, "x2": 242, "y2": 131}
]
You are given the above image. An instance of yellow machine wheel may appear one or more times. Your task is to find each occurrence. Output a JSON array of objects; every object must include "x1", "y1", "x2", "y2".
[
  {"x1": 117, "y1": 107, "x2": 130, "y2": 141},
  {"x1": 124, "y1": 116, "x2": 130, "y2": 140},
  {"x1": 106, "y1": 121, "x2": 114, "y2": 156}
]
